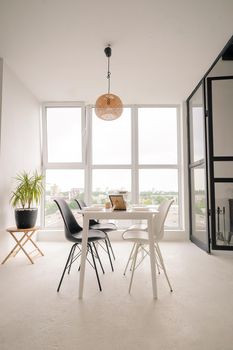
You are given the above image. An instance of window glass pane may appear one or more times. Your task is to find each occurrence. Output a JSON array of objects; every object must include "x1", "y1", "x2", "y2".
[
  {"x1": 139, "y1": 169, "x2": 179, "y2": 228},
  {"x1": 92, "y1": 169, "x2": 131, "y2": 204},
  {"x1": 190, "y1": 167, "x2": 208, "y2": 243},
  {"x1": 138, "y1": 108, "x2": 177, "y2": 164},
  {"x1": 45, "y1": 169, "x2": 84, "y2": 228},
  {"x1": 191, "y1": 107, "x2": 205, "y2": 162},
  {"x1": 92, "y1": 108, "x2": 131, "y2": 164},
  {"x1": 189, "y1": 85, "x2": 205, "y2": 162},
  {"x1": 46, "y1": 107, "x2": 82, "y2": 163}
]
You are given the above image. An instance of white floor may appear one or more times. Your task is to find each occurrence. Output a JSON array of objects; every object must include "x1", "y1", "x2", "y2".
[{"x1": 1, "y1": 240, "x2": 233, "y2": 350}]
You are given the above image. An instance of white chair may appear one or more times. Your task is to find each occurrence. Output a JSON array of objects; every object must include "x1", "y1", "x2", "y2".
[{"x1": 122, "y1": 199, "x2": 174, "y2": 293}]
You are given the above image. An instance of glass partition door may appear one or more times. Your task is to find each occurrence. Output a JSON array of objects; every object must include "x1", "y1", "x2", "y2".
[
  {"x1": 187, "y1": 81, "x2": 210, "y2": 252},
  {"x1": 207, "y1": 76, "x2": 233, "y2": 249}
]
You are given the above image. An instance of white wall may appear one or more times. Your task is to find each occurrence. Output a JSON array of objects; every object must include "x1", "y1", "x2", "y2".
[
  {"x1": 0, "y1": 59, "x2": 2, "y2": 148},
  {"x1": 0, "y1": 61, "x2": 41, "y2": 260}
]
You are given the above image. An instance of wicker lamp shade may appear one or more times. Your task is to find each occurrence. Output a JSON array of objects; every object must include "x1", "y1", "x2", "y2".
[
  {"x1": 95, "y1": 45, "x2": 123, "y2": 121},
  {"x1": 95, "y1": 93, "x2": 123, "y2": 121}
]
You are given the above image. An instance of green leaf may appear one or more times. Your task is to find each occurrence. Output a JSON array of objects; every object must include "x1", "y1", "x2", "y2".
[{"x1": 10, "y1": 170, "x2": 44, "y2": 208}]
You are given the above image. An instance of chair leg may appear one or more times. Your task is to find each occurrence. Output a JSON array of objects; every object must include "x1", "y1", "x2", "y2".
[
  {"x1": 89, "y1": 243, "x2": 102, "y2": 292},
  {"x1": 57, "y1": 244, "x2": 77, "y2": 292},
  {"x1": 105, "y1": 239, "x2": 114, "y2": 271},
  {"x1": 123, "y1": 242, "x2": 136, "y2": 276},
  {"x1": 105, "y1": 233, "x2": 116, "y2": 260},
  {"x1": 130, "y1": 243, "x2": 139, "y2": 271},
  {"x1": 68, "y1": 244, "x2": 77, "y2": 274},
  {"x1": 153, "y1": 247, "x2": 161, "y2": 274},
  {"x1": 93, "y1": 242, "x2": 105, "y2": 274},
  {"x1": 129, "y1": 243, "x2": 140, "y2": 294},
  {"x1": 156, "y1": 256, "x2": 161, "y2": 274},
  {"x1": 155, "y1": 243, "x2": 173, "y2": 292}
]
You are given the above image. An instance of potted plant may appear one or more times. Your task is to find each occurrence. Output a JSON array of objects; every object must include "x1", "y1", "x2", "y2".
[{"x1": 10, "y1": 170, "x2": 44, "y2": 229}]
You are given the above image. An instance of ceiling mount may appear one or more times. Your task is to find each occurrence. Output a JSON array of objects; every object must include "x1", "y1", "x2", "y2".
[{"x1": 104, "y1": 45, "x2": 112, "y2": 58}]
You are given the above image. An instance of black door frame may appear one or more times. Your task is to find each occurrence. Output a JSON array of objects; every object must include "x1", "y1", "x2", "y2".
[
  {"x1": 186, "y1": 35, "x2": 233, "y2": 252},
  {"x1": 207, "y1": 75, "x2": 233, "y2": 250},
  {"x1": 187, "y1": 79, "x2": 211, "y2": 252}
]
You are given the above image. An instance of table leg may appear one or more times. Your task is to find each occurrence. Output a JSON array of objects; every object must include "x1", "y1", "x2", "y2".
[
  {"x1": 148, "y1": 216, "x2": 157, "y2": 299},
  {"x1": 79, "y1": 215, "x2": 89, "y2": 298}
]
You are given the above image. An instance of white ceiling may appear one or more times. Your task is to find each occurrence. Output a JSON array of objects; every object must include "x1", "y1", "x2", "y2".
[{"x1": 0, "y1": 0, "x2": 233, "y2": 104}]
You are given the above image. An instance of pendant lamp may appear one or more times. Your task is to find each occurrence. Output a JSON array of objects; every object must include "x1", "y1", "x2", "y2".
[{"x1": 95, "y1": 46, "x2": 123, "y2": 121}]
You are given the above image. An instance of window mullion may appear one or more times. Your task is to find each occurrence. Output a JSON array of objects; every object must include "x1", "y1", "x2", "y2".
[
  {"x1": 85, "y1": 106, "x2": 92, "y2": 205},
  {"x1": 132, "y1": 106, "x2": 138, "y2": 204}
]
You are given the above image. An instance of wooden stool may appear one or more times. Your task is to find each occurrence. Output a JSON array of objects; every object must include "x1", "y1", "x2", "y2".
[{"x1": 1, "y1": 226, "x2": 44, "y2": 264}]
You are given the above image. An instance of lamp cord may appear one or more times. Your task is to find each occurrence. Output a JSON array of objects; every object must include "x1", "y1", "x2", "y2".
[{"x1": 107, "y1": 56, "x2": 111, "y2": 94}]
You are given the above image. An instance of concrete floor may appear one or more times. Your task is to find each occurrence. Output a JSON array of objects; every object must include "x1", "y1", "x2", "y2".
[{"x1": 0, "y1": 241, "x2": 233, "y2": 350}]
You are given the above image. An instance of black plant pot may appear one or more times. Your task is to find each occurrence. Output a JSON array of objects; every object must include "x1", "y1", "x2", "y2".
[{"x1": 15, "y1": 208, "x2": 38, "y2": 229}]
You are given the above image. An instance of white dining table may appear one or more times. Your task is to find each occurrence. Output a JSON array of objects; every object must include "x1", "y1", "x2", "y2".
[{"x1": 79, "y1": 208, "x2": 158, "y2": 299}]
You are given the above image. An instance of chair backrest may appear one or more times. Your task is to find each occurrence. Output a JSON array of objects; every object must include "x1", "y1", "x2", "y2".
[
  {"x1": 154, "y1": 199, "x2": 174, "y2": 241},
  {"x1": 75, "y1": 199, "x2": 86, "y2": 210},
  {"x1": 54, "y1": 198, "x2": 82, "y2": 239},
  {"x1": 75, "y1": 199, "x2": 98, "y2": 226}
]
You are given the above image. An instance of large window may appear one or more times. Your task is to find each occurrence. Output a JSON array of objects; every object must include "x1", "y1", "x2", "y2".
[
  {"x1": 92, "y1": 108, "x2": 131, "y2": 164},
  {"x1": 43, "y1": 104, "x2": 181, "y2": 229},
  {"x1": 92, "y1": 169, "x2": 131, "y2": 204},
  {"x1": 138, "y1": 107, "x2": 177, "y2": 164},
  {"x1": 139, "y1": 169, "x2": 178, "y2": 228},
  {"x1": 137, "y1": 107, "x2": 179, "y2": 227},
  {"x1": 43, "y1": 103, "x2": 84, "y2": 228},
  {"x1": 46, "y1": 107, "x2": 83, "y2": 163},
  {"x1": 45, "y1": 169, "x2": 84, "y2": 227},
  {"x1": 91, "y1": 108, "x2": 132, "y2": 207}
]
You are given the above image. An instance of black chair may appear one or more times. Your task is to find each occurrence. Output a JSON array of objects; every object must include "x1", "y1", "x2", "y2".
[
  {"x1": 54, "y1": 198, "x2": 112, "y2": 292},
  {"x1": 75, "y1": 199, "x2": 117, "y2": 260}
]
